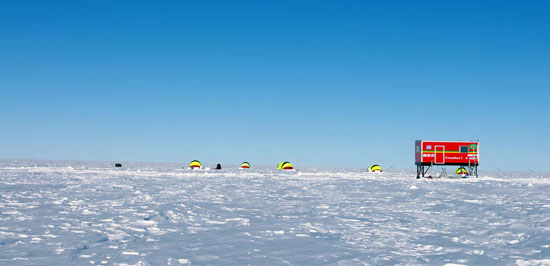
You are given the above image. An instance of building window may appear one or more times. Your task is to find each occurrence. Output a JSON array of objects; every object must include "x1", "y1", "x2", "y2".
[
  {"x1": 426, "y1": 145, "x2": 432, "y2": 150},
  {"x1": 460, "y1": 146, "x2": 468, "y2": 153}
]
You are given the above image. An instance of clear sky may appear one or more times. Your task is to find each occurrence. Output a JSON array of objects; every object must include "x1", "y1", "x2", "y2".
[{"x1": 1, "y1": 1, "x2": 549, "y2": 171}]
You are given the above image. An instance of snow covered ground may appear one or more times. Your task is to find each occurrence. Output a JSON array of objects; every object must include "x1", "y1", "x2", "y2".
[{"x1": 0, "y1": 160, "x2": 549, "y2": 265}]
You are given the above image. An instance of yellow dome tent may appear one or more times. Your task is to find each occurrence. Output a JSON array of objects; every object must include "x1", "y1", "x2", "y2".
[
  {"x1": 369, "y1": 164, "x2": 383, "y2": 173},
  {"x1": 456, "y1": 167, "x2": 468, "y2": 176},
  {"x1": 277, "y1": 161, "x2": 293, "y2": 170},
  {"x1": 240, "y1": 162, "x2": 251, "y2": 169},
  {"x1": 189, "y1": 160, "x2": 202, "y2": 169}
]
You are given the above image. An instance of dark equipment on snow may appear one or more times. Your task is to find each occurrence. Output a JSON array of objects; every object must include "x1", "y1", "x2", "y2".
[
  {"x1": 215, "y1": 164, "x2": 222, "y2": 170},
  {"x1": 115, "y1": 163, "x2": 122, "y2": 168}
]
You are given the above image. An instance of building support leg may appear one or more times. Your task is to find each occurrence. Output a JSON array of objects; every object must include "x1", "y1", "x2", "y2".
[
  {"x1": 423, "y1": 165, "x2": 431, "y2": 178},
  {"x1": 417, "y1": 165, "x2": 432, "y2": 179}
]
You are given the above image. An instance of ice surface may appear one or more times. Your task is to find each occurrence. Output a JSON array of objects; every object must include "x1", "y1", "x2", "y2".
[{"x1": 0, "y1": 160, "x2": 549, "y2": 265}]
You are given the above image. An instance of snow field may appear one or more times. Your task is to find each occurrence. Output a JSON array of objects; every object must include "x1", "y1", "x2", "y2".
[{"x1": 0, "y1": 160, "x2": 549, "y2": 265}]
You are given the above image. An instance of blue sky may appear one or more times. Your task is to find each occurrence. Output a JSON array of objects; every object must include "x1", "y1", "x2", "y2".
[{"x1": 1, "y1": 1, "x2": 549, "y2": 170}]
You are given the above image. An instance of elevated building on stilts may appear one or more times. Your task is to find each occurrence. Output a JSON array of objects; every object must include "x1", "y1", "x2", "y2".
[{"x1": 415, "y1": 140, "x2": 479, "y2": 179}]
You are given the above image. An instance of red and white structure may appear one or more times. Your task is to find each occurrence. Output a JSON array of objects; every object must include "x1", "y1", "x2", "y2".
[{"x1": 415, "y1": 140, "x2": 479, "y2": 178}]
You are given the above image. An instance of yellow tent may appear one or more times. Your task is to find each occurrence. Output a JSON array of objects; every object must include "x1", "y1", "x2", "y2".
[
  {"x1": 277, "y1": 162, "x2": 293, "y2": 170},
  {"x1": 240, "y1": 162, "x2": 251, "y2": 169},
  {"x1": 456, "y1": 167, "x2": 468, "y2": 176},
  {"x1": 189, "y1": 160, "x2": 202, "y2": 169},
  {"x1": 369, "y1": 164, "x2": 383, "y2": 172}
]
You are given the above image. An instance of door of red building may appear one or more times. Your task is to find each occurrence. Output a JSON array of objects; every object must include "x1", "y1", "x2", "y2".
[{"x1": 435, "y1": 145, "x2": 445, "y2": 164}]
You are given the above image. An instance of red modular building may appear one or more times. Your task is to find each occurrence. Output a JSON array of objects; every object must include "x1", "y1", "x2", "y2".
[{"x1": 415, "y1": 140, "x2": 479, "y2": 178}]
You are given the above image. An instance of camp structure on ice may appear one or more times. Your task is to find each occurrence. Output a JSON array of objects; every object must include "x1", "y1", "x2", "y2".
[
  {"x1": 368, "y1": 164, "x2": 383, "y2": 173},
  {"x1": 188, "y1": 160, "x2": 202, "y2": 170},
  {"x1": 277, "y1": 162, "x2": 294, "y2": 170},
  {"x1": 456, "y1": 166, "x2": 469, "y2": 177},
  {"x1": 415, "y1": 140, "x2": 479, "y2": 179},
  {"x1": 240, "y1": 162, "x2": 251, "y2": 169}
]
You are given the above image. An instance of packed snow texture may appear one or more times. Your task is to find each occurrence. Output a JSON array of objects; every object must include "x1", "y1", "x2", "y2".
[{"x1": 0, "y1": 160, "x2": 549, "y2": 265}]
